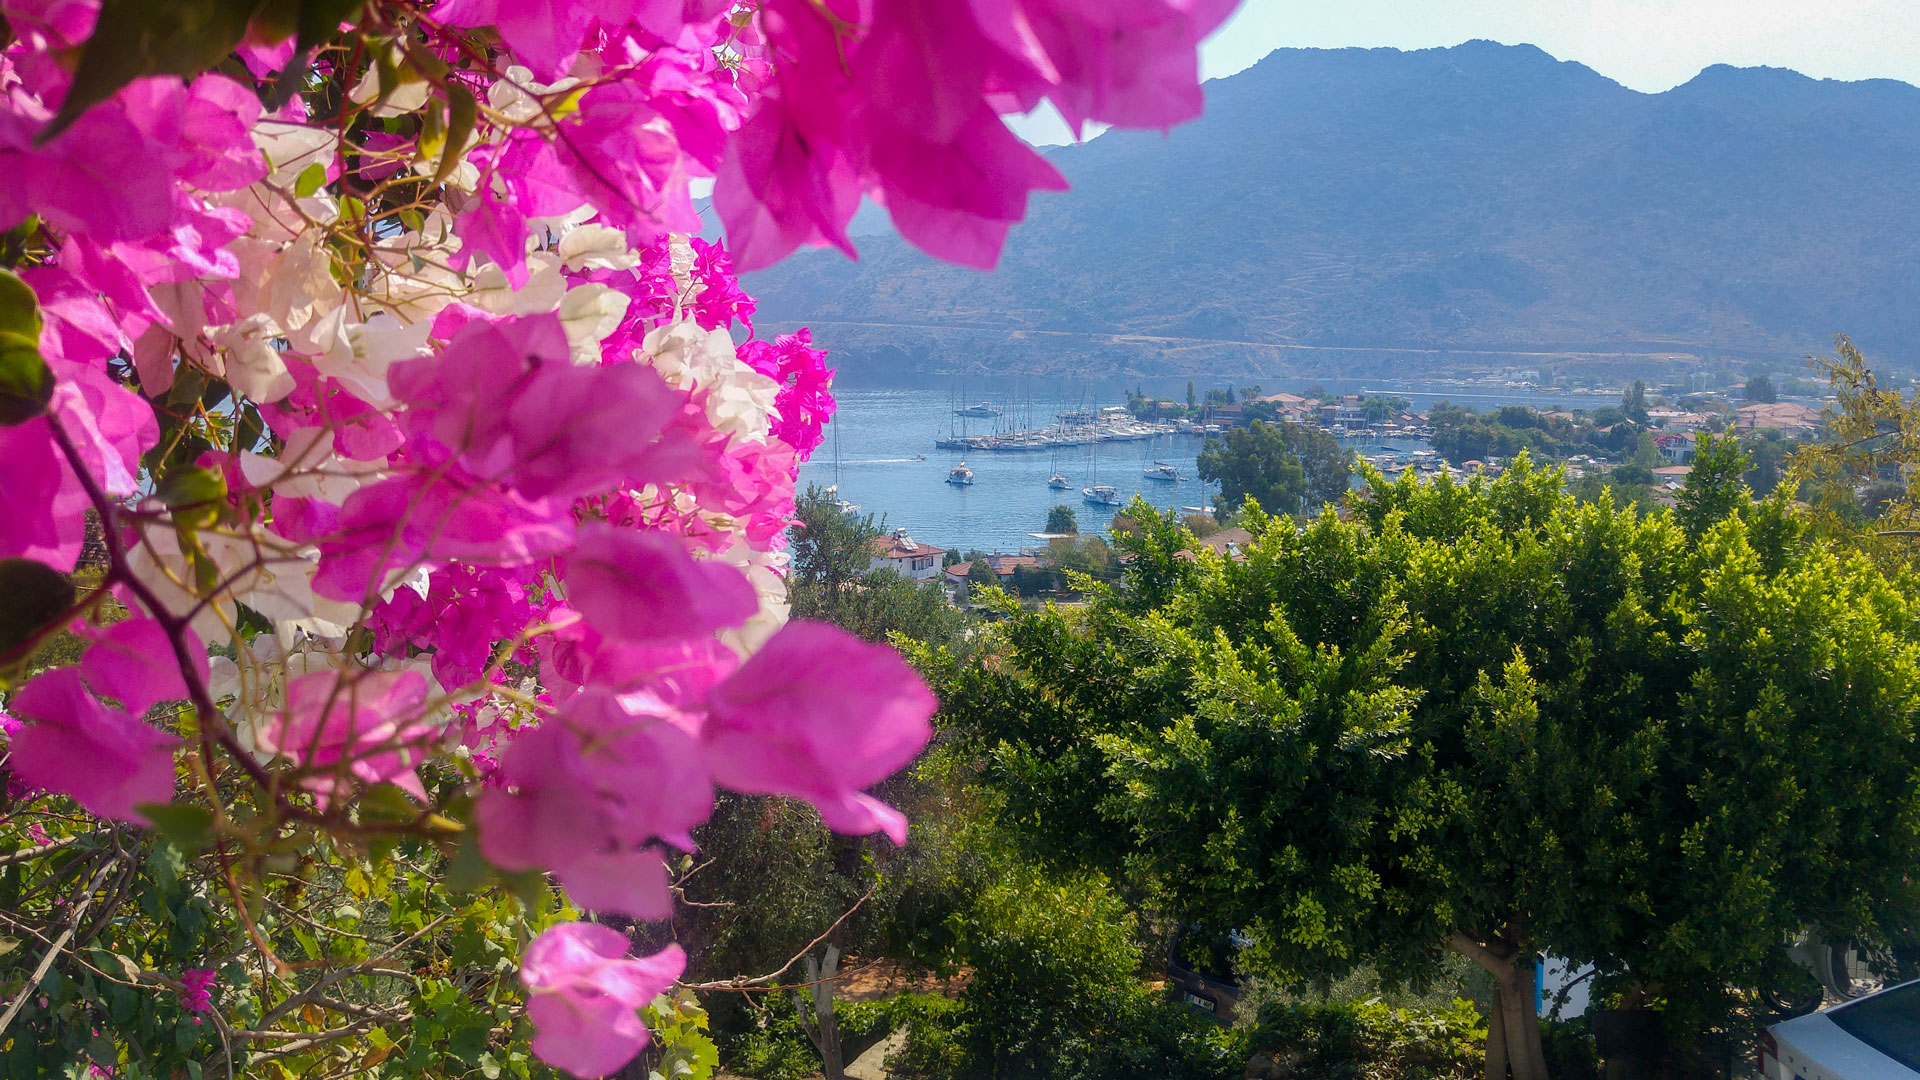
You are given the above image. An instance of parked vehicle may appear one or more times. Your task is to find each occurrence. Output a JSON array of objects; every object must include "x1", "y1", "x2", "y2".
[
  {"x1": 1165, "y1": 927, "x2": 1244, "y2": 1024},
  {"x1": 1760, "y1": 978, "x2": 1920, "y2": 1079}
]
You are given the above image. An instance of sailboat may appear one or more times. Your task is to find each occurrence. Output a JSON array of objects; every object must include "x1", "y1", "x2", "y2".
[
  {"x1": 1143, "y1": 460, "x2": 1181, "y2": 482},
  {"x1": 1081, "y1": 437, "x2": 1119, "y2": 505},
  {"x1": 829, "y1": 422, "x2": 859, "y2": 515},
  {"x1": 1046, "y1": 409, "x2": 1070, "y2": 488},
  {"x1": 946, "y1": 461, "x2": 976, "y2": 486}
]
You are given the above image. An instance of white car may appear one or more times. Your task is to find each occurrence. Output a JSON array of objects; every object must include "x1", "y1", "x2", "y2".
[{"x1": 1761, "y1": 978, "x2": 1920, "y2": 1079}]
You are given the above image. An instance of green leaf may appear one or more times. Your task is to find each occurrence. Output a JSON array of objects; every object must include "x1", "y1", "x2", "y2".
[
  {"x1": 436, "y1": 83, "x2": 477, "y2": 185},
  {"x1": 360, "y1": 781, "x2": 419, "y2": 823},
  {"x1": 159, "y1": 465, "x2": 229, "y2": 530},
  {"x1": 41, "y1": 0, "x2": 262, "y2": 142},
  {"x1": 294, "y1": 161, "x2": 327, "y2": 198},
  {"x1": 0, "y1": 268, "x2": 51, "y2": 426},
  {"x1": 444, "y1": 831, "x2": 494, "y2": 893},
  {"x1": 136, "y1": 802, "x2": 216, "y2": 852},
  {"x1": 0, "y1": 558, "x2": 74, "y2": 657}
]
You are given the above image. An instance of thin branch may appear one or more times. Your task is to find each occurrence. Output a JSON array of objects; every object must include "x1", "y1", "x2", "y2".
[
  {"x1": 686, "y1": 887, "x2": 875, "y2": 990},
  {"x1": 0, "y1": 836, "x2": 82, "y2": 866},
  {"x1": 0, "y1": 855, "x2": 123, "y2": 1034}
]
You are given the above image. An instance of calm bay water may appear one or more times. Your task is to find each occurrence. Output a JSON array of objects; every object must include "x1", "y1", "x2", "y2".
[
  {"x1": 798, "y1": 386, "x2": 1218, "y2": 553},
  {"x1": 796, "y1": 378, "x2": 1465, "y2": 554}
]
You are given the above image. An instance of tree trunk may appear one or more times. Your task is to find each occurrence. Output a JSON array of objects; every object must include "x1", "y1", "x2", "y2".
[
  {"x1": 797, "y1": 945, "x2": 845, "y2": 1080},
  {"x1": 1485, "y1": 991, "x2": 1509, "y2": 1080},
  {"x1": 1450, "y1": 932, "x2": 1551, "y2": 1080}
]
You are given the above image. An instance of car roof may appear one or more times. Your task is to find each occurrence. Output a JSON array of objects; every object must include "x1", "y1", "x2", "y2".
[
  {"x1": 1825, "y1": 979, "x2": 1920, "y2": 1073},
  {"x1": 1772, "y1": 980, "x2": 1920, "y2": 1079}
]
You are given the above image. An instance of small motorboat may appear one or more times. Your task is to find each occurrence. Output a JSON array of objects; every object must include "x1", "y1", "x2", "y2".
[{"x1": 946, "y1": 462, "x2": 976, "y2": 486}]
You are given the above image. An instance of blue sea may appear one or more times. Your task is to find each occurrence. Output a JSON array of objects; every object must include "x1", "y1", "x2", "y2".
[
  {"x1": 790, "y1": 375, "x2": 1556, "y2": 553},
  {"x1": 798, "y1": 385, "x2": 1216, "y2": 553}
]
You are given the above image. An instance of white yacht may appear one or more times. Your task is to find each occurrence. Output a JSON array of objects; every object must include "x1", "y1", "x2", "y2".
[
  {"x1": 1048, "y1": 474, "x2": 1071, "y2": 490},
  {"x1": 1083, "y1": 484, "x2": 1122, "y2": 506},
  {"x1": 824, "y1": 484, "x2": 860, "y2": 516},
  {"x1": 946, "y1": 462, "x2": 976, "y2": 486},
  {"x1": 1143, "y1": 461, "x2": 1181, "y2": 482}
]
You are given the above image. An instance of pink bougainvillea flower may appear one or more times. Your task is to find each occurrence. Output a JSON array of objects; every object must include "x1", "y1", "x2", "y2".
[
  {"x1": 550, "y1": 845, "x2": 675, "y2": 919},
  {"x1": 0, "y1": 419, "x2": 91, "y2": 570},
  {"x1": 453, "y1": 167, "x2": 532, "y2": 288},
  {"x1": 478, "y1": 690, "x2": 712, "y2": 917},
  {"x1": 432, "y1": 0, "x2": 642, "y2": 80},
  {"x1": 0, "y1": 77, "x2": 185, "y2": 242},
  {"x1": 520, "y1": 923, "x2": 685, "y2": 1078},
  {"x1": 968, "y1": 0, "x2": 1242, "y2": 133},
  {"x1": 7, "y1": 668, "x2": 181, "y2": 824},
  {"x1": 563, "y1": 525, "x2": 757, "y2": 643},
  {"x1": 711, "y1": 92, "x2": 864, "y2": 273},
  {"x1": 702, "y1": 622, "x2": 937, "y2": 844},
  {"x1": 388, "y1": 311, "x2": 688, "y2": 500},
  {"x1": 176, "y1": 968, "x2": 217, "y2": 1013},
  {"x1": 49, "y1": 358, "x2": 161, "y2": 500},
  {"x1": 312, "y1": 472, "x2": 573, "y2": 602},
  {"x1": 255, "y1": 670, "x2": 435, "y2": 805},
  {"x1": 0, "y1": 357, "x2": 159, "y2": 572},
  {"x1": 535, "y1": 612, "x2": 738, "y2": 704},
  {"x1": 176, "y1": 74, "x2": 269, "y2": 192},
  {"x1": 79, "y1": 619, "x2": 209, "y2": 715},
  {"x1": 18, "y1": 265, "x2": 127, "y2": 363}
]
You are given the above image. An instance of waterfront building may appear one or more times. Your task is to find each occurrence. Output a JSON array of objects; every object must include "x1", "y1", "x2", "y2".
[{"x1": 870, "y1": 528, "x2": 947, "y2": 582}]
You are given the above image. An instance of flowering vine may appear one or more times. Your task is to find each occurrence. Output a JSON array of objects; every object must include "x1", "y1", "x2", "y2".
[{"x1": 0, "y1": 0, "x2": 1236, "y2": 1074}]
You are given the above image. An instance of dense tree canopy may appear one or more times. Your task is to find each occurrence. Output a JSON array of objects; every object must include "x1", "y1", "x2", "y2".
[
  {"x1": 1196, "y1": 420, "x2": 1353, "y2": 517},
  {"x1": 925, "y1": 463, "x2": 1920, "y2": 1079}
]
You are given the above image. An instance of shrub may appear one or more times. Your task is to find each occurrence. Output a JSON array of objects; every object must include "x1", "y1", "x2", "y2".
[
  {"x1": 1244, "y1": 998, "x2": 1487, "y2": 1080},
  {"x1": 929, "y1": 874, "x2": 1241, "y2": 1080}
]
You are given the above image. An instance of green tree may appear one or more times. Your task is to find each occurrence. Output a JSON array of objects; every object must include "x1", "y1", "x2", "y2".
[
  {"x1": 1745, "y1": 430, "x2": 1798, "y2": 497},
  {"x1": 1746, "y1": 374, "x2": 1778, "y2": 404},
  {"x1": 942, "y1": 873, "x2": 1237, "y2": 1080},
  {"x1": 1363, "y1": 395, "x2": 1412, "y2": 422},
  {"x1": 789, "y1": 486, "x2": 963, "y2": 647},
  {"x1": 1791, "y1": 336, "x2": 1920, "y2": 566},
  {"x1": 1622, "y1": 379, "x2": 1649, "y2": 425},
  {"x1": 926, "y1": 461, "x2": 1920, "y2": 1079},
  {"x1": 1675, "y1": 431, "x2": 1752, "y2": 539},
  {"x1": 1187, "y1": 380, "x2": 1197, "y2": 410},
  {"x1": 1196, "y1": 420, "x2": 1352, "y2": 517},
  {"x1": 791, "y1": 484, "x2": 883, "y2": 600},
  {"x1": 1046, "y1": 505, "x2": 1079, "y2": 534},
  {"x1": 965, "y1": 559, "x2": 998, "y2": 600}
]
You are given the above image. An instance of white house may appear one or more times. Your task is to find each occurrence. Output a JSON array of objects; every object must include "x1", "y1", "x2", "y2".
[{"x1": 870, "y1": 528, "x2": 946, "y2": 582}]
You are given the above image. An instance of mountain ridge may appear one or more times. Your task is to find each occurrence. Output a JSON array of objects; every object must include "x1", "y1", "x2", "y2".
[{"x1": 739, "y1": 41, "x2": 1920, "y2": 380}]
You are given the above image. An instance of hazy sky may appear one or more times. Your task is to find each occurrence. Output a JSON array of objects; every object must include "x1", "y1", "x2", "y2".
[{"x1": 1008, "y1": 0, "x2": 1920, "y2": 144}]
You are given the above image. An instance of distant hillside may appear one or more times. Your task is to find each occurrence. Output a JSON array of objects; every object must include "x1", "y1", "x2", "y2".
[{"x1": 739, "y1": 41, "x2": 1920, "y2": 381}]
